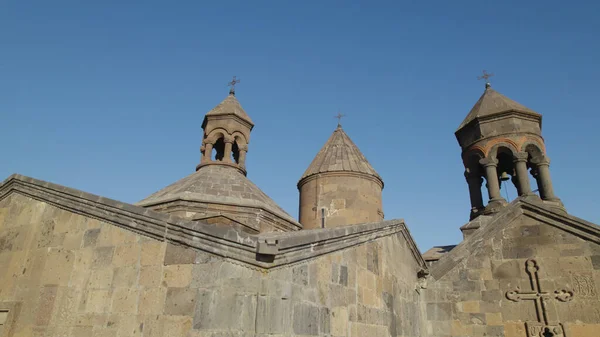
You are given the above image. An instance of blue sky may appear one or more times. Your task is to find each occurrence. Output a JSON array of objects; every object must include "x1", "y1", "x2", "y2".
[{"x1": 2, "y1": 1, "x2": 599, "y2": 251}]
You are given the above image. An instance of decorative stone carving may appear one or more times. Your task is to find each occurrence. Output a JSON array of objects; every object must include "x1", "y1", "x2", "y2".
[
  {"x1": 505, "y1": 259, "x2": 573, "y2": 337},
  {"x1": 571, "y1": 274, "x2": 596, "y2": 298}
]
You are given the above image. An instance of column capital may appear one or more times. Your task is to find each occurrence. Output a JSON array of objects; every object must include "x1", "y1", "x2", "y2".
[
  {"x1": 513, "y1": 152, "x2": 529, "y2": 162},
  {"x1": 479, "y1": 157, "x2": 498, "y2": 167},
  {"x1": 532, "y1": 155, "x2": 550, "y2": 166},
  {"x1": 238, "y1": 145, "x2": 248, "y2": 152},
  {"x1": 223, "y1": 137, "x2": 235, "y2": 144}
]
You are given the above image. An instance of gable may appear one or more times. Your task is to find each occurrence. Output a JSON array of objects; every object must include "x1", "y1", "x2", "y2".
[
  {"x1": 193, "y1": 214, "x2": 258, "y2": 234},
  {"x1": 424, "y1": 201, "x2": 600, "y2": 337},
  {"x1": 430, "y1": 200, "x2": 600, "y2": 281}
]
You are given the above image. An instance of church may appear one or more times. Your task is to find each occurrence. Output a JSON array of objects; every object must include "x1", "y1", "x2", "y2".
[{"x1": 0, "y1": 77, "x2": 598, "y2": 337}]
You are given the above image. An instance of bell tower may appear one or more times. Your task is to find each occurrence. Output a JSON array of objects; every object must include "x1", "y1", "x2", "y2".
[
  {"x1": 196, "y1": 76, "x2": 254, "y2": 175},
  {"x1": 456, "y1": 73, "x2": 564, "y2": 220}
]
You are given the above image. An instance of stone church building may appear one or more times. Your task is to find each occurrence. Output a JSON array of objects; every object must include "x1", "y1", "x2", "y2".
[{"x1": 0, "y1": 81, "x2": 598, "y2": 337}]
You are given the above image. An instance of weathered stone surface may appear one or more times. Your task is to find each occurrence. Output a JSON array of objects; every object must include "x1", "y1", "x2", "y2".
[
  {"x1": 425, "y1": 202, "x2": 600, "y2": 337},
  {"x1": 0, "y1": 154, "x2": 598, "y2": 337},
  {"x1": 164, "y1": 287, "x2": 197, "y2": 315}
]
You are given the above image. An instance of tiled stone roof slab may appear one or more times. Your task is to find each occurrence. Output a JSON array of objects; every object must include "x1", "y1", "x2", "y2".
[
  {"x1": 299, "y1": 126, "x2": 382, "y2": 185},
  {"x1": 137, "y1": 165, "x2": 300, "y2": 228},
  {"x1": 457, "y1": 86, "x2": 541, "y2": 131}
]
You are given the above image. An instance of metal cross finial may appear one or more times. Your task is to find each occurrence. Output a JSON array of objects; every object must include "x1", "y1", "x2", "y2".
[
  {"x1": 477, "y1": 70, "x2": 494, "y2": 88},
  {"x1": 228, "y1": 76, "x2": 240, "y2": 95},
  {"x1": 334, "y1": 111, "x2": 345, "y2": 128}
]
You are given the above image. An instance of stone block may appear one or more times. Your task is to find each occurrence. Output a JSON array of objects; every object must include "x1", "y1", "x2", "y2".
[
  {"x1": 193, "y1": 289, "x2": 256, "y2": 331},
  {"x1": 426, "y1": 302, "x2": 452, "y2": 321},
  {"x1": 218, "y1": 261, "x2": 254, "y2": 279},
  {"x1": 162, "y1": 265, "x2": 192, "y2": 287},
  {"x1": 481, "y1": 289, "x2": 502, "y2": 302},
  {"x1": 190, "y1": 262, "x2": 221, "y2": 288},
  {"x1": 83, "y1": 289, "x2": 111, "y2": 313},
  {"x1": 559, "y1": 256, "x2": 593, "y2": 271},
  {"x1": 292, "y1": 265, "x2": 308, "y2": 286},
  {"x1": 292, "y1": 303, "x2": 320, "y2": 335},
  {"x1": 92, "y1": 247, "x2": 114, "y2": 269},
  {"x1": 87, "y1": 268, "x2": 113, "y2": 289},
  {"x1": 83, "y1": 229, "x2": 101, "y2": 248},
  {"x1": 140, "y1": 241, "x2": 165, "y2": 266},
  {"x1": 110, "y1": 288, "x2": 139, "y2": 314},
  {"x1": 139, "y1": 287, "x2": 166, "y2": 315},
  {"x1": 139, "y1": 265, "x2": 163, "y2": 288},
  {"x1": 36, "y1": 286, "x2": 58, "y2": 325},
  {"x1": 41, "y1": 248, "x2": 74, "y2": 286},
  {"x1": 112, "y1": 265, "x2": 139, "y2": 288},
  {"x1": 163, "y1": 243, "x2": 197, "y2": 265},
  {"x1": 486, "y1": 312, "x2": 503, "y2": 325},
  {"x1": 112, "y1": 244, "x2": 140, "y2": 267},
  {"x1": 339, "y1": 265, "x2": 348, "y2": 286},
  {"x1": 491, "y1": 260, "x2": 524, "y2": 279},
  {"x1": 358, "y1": 268, "x2": 376, "y2": 290},
  {"x1": 569, "y1": 324, "x2": 600, "y2": 336},
  {"x1": 161, "y1": 315, "x2": 192, "y2": 337},
  {"x1": 366, "y1": 244, "x2": 379, "y2": 275},
  {"x1": 62, "y1": 231, "x2": 84, "y2": 250},
  {"x1": 255, "y1": 296, "x2": 291, "y2": 334},
  {"x1": 592, "y1": 255, "x2": 600, "y2": 270},
  {"x1": 164, "y1": 287, "x2": 197, "y2": 315},
  {"x1": 330, "y1": 306, "x2": 348, "y2": 336},
  {"x1": 452, "y1": 280, "x2": 480, "y2": 292}
]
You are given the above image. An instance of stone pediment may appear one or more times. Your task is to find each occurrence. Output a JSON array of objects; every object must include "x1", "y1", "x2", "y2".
[
  {"x1": 429, "y1": 197, "x2": 600, "y2": 280},
  {"x1": 0, "y1": 174, "x2": 426, "y2": 270}
]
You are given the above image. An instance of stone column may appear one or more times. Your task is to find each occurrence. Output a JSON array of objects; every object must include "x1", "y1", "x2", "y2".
[
  {"x1": 202, "y1": 143, "x2": 213, "y2": 163},
  {"x1": 238, "y1": 145, "x2": 248, "y2": 169},
  {"x1": 534, "y1": 156, "x2": 558, "y2": 200},
  {"x1": 223, "y1": 138, "x2": 234, "y2": 163},
  {"x1": 465, "y1": 170, "x2": 484, "y2": 219},
  {"x1": 479, "y1": 158, "x2": 503, "y2": 201},
  {"x1": 513, "y1": 152, "x2": 532, "y2": 196},
  {"x1": 479, "y1": 157, "x2": 507, "y2": 212}
]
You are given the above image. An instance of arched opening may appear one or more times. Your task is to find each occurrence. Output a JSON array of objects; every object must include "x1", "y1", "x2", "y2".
[
  {"x1": 495, "y1": 146, "x2": 517, "y2": 201},
  {"x1": 231, "y1": 141, "x2": 240, "y2": 164},
  {"x1": 213, "y1": 137, "x2": 225, "y2": 161}
]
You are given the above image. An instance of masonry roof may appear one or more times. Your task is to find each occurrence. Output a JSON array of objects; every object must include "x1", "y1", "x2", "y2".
[
  {"x1": 0, "y1": 174, "x2": 425, "y2": 269},
  {"x1": 204, "y1": 93, "x2": 254, "y2": 125},
  {"x1": 137, "y1": 165, "x2": 298, "y2": 226},
  {"x1": 299, "y1": 126, "x2": 382, "y2": 186},
  {"x1": 457, "y1": 84, "x2": 540, "y2": 131}
]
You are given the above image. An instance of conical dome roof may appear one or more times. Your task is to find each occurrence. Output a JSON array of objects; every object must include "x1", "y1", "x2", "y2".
[
  {"x1": 204, "y1": 93, "x2": 254, "y2": 126},
  {"x1": 299, "y1": 126, "x2": 383, "y2": 186},
  {"x1": 137, "y1": 165, "x2": 298, "y2": 226},
  {"x1": 457, "y1": 85, "x2": 540, "y2": 131}
]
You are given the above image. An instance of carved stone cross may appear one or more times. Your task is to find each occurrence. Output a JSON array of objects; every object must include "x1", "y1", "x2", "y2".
[{"x1": 505, "y1": 259, "x2": 574, "y2": 337}]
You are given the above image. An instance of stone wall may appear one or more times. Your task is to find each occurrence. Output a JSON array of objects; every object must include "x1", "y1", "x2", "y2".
[
  {"x1": 0, "y1": 193, "x2": 424, "y2": 337},
  {"x1": 298, "y1": 173, "x2": 383, "y2": 230},
  {"x1": 424, "y1": 209, "x2": 600, "y2": 337}
]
